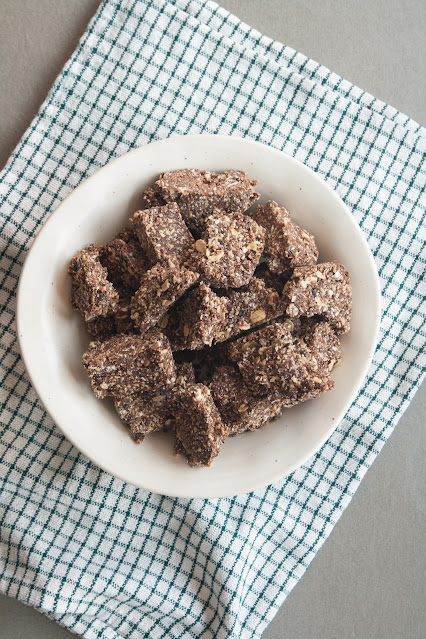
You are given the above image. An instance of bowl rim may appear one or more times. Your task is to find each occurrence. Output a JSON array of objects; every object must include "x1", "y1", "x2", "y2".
[{"x1": 16, "y1": 134, "x2": 381, "y2": 498}]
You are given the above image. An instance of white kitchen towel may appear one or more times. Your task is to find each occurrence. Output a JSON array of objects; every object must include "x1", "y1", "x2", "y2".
[{"x1": 0, "y1": 1, "x2": 425, "y2": 638}]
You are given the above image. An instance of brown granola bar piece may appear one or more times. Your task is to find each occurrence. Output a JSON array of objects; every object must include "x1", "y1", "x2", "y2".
[
  {"x1": 155, "y1": 169, "x2": 260, "y2": 233},
  {"x1": 130, "y1": 262, "x2": 199, "y2": 334},
  {"x1": 131, "y1": 203, "x2": 194, "y2": 265},
  {"x1": 99, "y1": 229, "x2": 148, "y2": 296},
  {"x1": 228, "y1": 321, "x2": 293, "y2": 394},
  {"x1": 210, "y1": 365, "x2": 285, "y2": 435},
  {"x1": 114, "y1": 362, "x2": 195, "y2": 444},
  {"x1": 282, "y1": 261, "x2": 352, "y2": 334},
  {"x1": 186, "y1": 212, "x2": 265, "y2": 288},
  {"x1": 282, "y1": 322, "x2": 340, "y2": 404},
  {"x1": 140, "y1": 186, "x2": 166, "y2": 209},
  {"x1": 86, "y1": 314, "x2": 117, "y2": 341},
  {"x1": 165, "y1": 283, "x2": 229, "y2": 350},
  {"x1": 114, "y1": 393, "x2": 172, "y2": 444},
  {"x1": 69, "y1": 244, "x2": 119, "y2": 322},
  {"x1": 251, "y1": 201, "x2": 318, "y2": 276},
  {"x1": 173, "y1": 383, "x2": 228, "y2": 467},
  {"x1": 228, "y1": 321, "x2": 340, "y2": 401},
  {"x1": 215, "y1": 277, "x2": 285, "y2": 343},
  {"x1": 82, "y1": 329, "x2": 176, "y2": 399}
]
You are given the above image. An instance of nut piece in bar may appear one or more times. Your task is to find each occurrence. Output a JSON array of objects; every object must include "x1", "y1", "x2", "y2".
[
  {"x1": 130, "y1": 262, "x2": 199, "y2": 334},
  {"x1": 228, "y1": 321, "x2": 340, "y2": 402},
  {"x1": 140, "y1": 186, "x2": 166, "y2": 210},
  {"x1": 282, "y1": 261, "x2": 352, "y2": 334},
  {"x1": 210, "y1": 365, "x2": 285, "y2": 435},
  {"x1": 186, "y1": 211, "x2": 265, "y2": 289},
  {"x1": 165, "y1": 283, "x2": 230, "y2": 350},
  {"x1": 155, "y1": 169, "x2": 260, "y2": 233},
  {"x1": 215, "y1": 277, "x2": 285, "y2": 343},
  {"x1": 131, "y1": 203, "x2": 194, "y2": 265},
  {"x1": 82, "y1": 329, "x2": 176, "y2": 399},
  {"x1": 173, "y1": 383, "x2": 228, "y2": 467},
  {"x1": 99, "y1": 229, "x2": 148, "y2": 296},
  {"x1": 69, "y1": 244, "x2": 119, "y2": 322},
  {"x1": 251, "y1": 200, "x2": 318, "y2": 276}
]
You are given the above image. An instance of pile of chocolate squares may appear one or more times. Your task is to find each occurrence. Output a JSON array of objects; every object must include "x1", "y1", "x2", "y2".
[{"x1": 68, "y1": 169, "x2": 351, "y2": 467}]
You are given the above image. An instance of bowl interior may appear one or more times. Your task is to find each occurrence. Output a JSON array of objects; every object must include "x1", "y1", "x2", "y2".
[{"x1": 17, "y1": 135, "x2": 380, "y2": 498}]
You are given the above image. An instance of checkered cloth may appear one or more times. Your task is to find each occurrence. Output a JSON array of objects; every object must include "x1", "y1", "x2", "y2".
[{"x1": 1, "y1": 1, "x2": 425, "y2": 637}]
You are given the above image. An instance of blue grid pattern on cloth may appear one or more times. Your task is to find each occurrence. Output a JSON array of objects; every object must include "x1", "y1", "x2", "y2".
[{"x1": 0, "y1": 1, "x2": 425, "y2": 638}]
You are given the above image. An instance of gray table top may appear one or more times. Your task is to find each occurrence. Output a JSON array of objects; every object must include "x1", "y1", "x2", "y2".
[{"x1": 1, "y1": 1, "x2": 425, "y2": 638}]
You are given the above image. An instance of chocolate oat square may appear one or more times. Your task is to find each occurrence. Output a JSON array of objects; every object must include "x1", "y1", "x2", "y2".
[
  {"x1": 165, "y1": 282, "x2": 230, "y2": 350},
  {"x1": 282, "y1": 261, "x2": 352, "y2": 334},
  {"x1": 69, "y1": 244, "x2": 119, "y2": 322},
  {"x1": 228, "y1": 321, "x2": 340, "y2": 402},
  {"x1": 173, "y1": 383, "x2": 228, "y2": 467},
  {"x1": 131, "y1": 202, "x2": 194, "y2": 265},
  {"x1": 215, "y1": 277, "x2": 285, "y2": 343},
  {"x1": 251, "y1": 200, "x2": 318, "y2": 276},
  {"x1": 99, "y1": 229, "x2": 148, "y2": 296},
  {"x1": 210, "y1": 365, "x2": 285, "y2": 435},
  {"x1": 130, "y1": 262, "x2": 199, "y2": 334},
  {"x1": 155, "y1": 169, "x2": 259, "y2": 233},
  {"x1": 114, "y1": 393, "x2": 172, "y2": 444},
  {"x1": 114, "y1": 362, "x2": 196, "y2": 444},
  {"x1": 82, "y1": 329, "x2": 176, "y2": 399},
  {"x1": 186, "y1": 211, "x2": 265, "y2": 288}
]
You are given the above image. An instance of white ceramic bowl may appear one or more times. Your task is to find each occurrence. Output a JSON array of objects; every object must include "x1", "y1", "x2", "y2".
[{"x1": 17, "y1": 135, "x2": 381, "y2": 498}]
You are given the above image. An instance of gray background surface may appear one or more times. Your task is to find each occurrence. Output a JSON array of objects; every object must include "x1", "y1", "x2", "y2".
[{"x1": 0, "y1": 1, "x2": 425, "y2": 638}]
